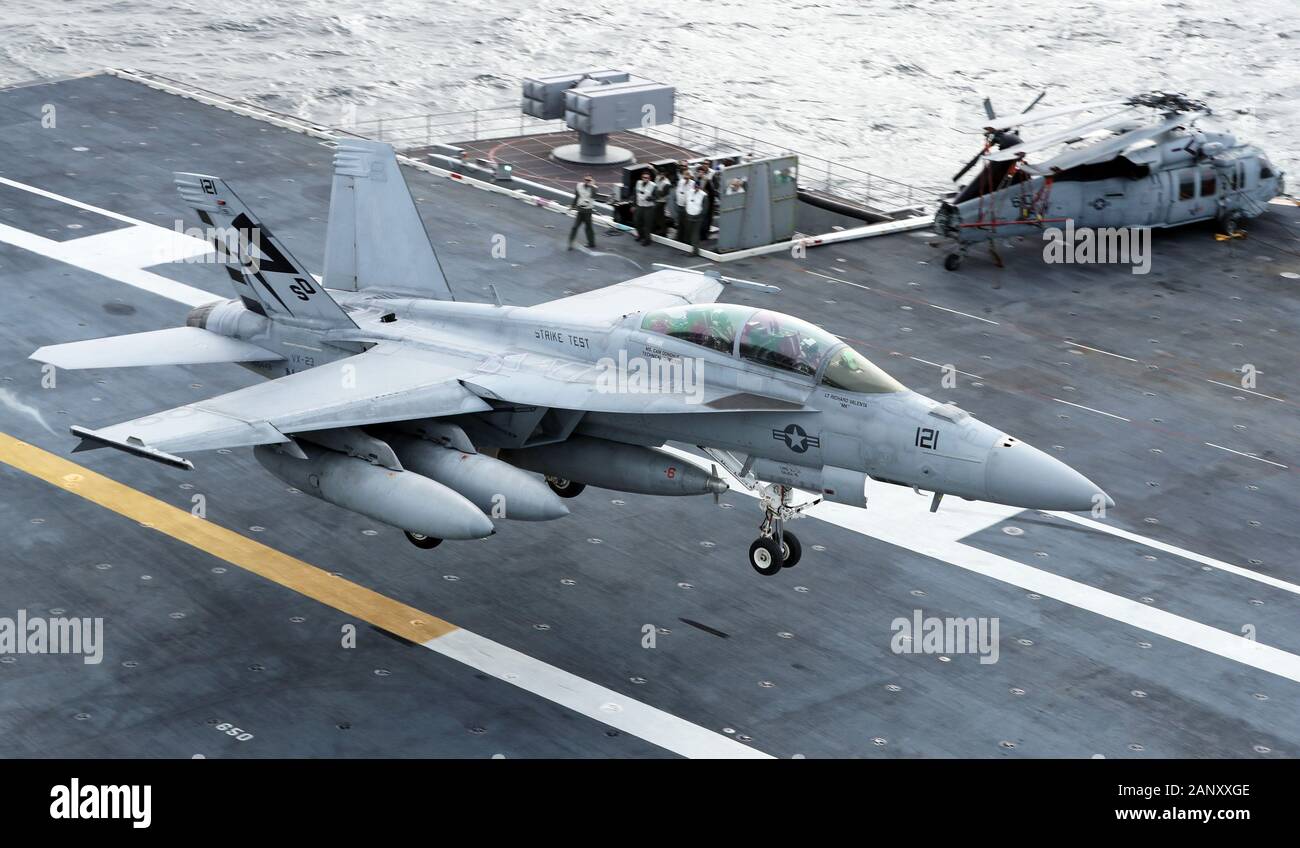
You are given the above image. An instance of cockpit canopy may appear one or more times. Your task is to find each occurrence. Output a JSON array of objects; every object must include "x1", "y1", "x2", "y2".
[{"x1": 639, "y1": 304, "x2": 904, "y2": 394}]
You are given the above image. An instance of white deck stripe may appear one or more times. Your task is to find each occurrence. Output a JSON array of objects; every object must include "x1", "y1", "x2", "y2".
[
  {"x1": 0, "y1": 175, "x2": 149, "y2": 226},
  {"x1": 908, "y1": 357, "x2": 984, "y2": 380},
  {"x1": 1205, "y1": 379, "x2": 1288, "y2": 403},
  {"x1": 0, "y1": 223, "x2": 219, "y2": 307},
  {"x1": 0, "y1": 175, "x2": 222, "y2": 307},
  {"x1": 929, "y1": 303, "x2": 999, "y2": 324},
  {"x1": 803, "y1": 269, "x2": 871, "y2": 289},
  {"x1": 425, "y1": 630, "x2": 770, "y2": 758},
  {"x1": 1052, "y1": 397, "x2": 1131, "y2": 422},
  {"x1": 663, "y1": 446, "x2": 1300, "y2": 685},
  {"x1": 1066, "y1": 341, "x2": 1139, "y2": 363},
  {"x1": 1052, "y1": 512, "x2": 1300, "y2": 597},
  {"x1": 1205, "y1": 441, "x2": 1289, "y2": 469}
]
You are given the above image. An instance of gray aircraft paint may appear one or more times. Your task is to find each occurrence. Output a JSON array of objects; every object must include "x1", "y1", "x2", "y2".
[{"x1": 32, "y1": 139, "x2": 1111, "y2": 554}]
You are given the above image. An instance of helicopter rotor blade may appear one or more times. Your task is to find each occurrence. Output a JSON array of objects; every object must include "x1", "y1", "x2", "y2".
[
  {"x1": 1020, "y1": 90, "x2": 1047, "y2": 115},
  {"x1": 952, "y1": 148, "x2": 985, "y2": 183},
  {"x1": 982, "y1": 97, "x2": 996, "y2": 120}
]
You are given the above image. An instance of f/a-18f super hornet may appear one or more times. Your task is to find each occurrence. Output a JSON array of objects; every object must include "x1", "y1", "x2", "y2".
[
  {"x1": 935, "y1": 91, "x2": 1286, "y2": 270},
  {"x1": 32, "y1": 140, "x2": 1111, "y2": 576}
]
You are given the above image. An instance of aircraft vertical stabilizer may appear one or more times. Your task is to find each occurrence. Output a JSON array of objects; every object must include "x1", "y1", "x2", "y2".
[
  {"x1": 175, "y1": 173, "x2": 357, "y2": 329},
  {"x1": 323, "y1": 139, "x2": 454, "y2": 300}
]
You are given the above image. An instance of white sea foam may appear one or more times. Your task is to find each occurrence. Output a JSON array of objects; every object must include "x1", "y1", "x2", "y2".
[{"x1": 0, "y1": 0, "x2": 1295, "y2": 189}]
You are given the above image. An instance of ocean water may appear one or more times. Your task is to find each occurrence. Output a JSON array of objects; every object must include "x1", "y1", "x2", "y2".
[{"x1": 2, "y1": 0, "x2": 1296, "y2": 189}]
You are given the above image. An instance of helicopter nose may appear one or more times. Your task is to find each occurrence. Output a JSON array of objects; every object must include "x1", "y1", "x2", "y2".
[{"x1": 985, "y1": 437, "x2": 1112, "y2": 512}]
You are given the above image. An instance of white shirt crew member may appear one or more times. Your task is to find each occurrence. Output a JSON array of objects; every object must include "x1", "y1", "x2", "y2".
[
  {"x1": 684, "y1": 184, "x2": 707, "y2": 216},
  {"x1": 635, "y1": 179, "x2": 656, "y2": 207},
  {"x1": 675, "y1": 177, "x2": 692, "y2": 209},
  {"x1": 573, "y1": 182, "x2": 596, "y2": 210}
]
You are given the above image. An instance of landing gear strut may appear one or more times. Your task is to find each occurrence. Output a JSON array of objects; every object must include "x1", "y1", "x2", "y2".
[
  {"x1": 546, "y1": 476, "x2": 586, "y2": 498},
  {"x1": 748, "y1": 484, "x2": 814, "y2": 576},
  {"x1": 404, "y1": 530, "x2": 442, "y2": 549},
  {"x1": 1218, "y1": 210, "x2": 1244, "y2": 238},
  {"x1": 987, "y1": 240, "x2": 1004, "y2": 269}
]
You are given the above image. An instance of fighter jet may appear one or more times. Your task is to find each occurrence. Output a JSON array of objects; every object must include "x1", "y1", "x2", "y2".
[
  {"x1": 31, "y1": 140, "x2": 1112, "y2": 576},
  {"x1": 936, "y1": 92, "x2": 1285, "y2": 270}
]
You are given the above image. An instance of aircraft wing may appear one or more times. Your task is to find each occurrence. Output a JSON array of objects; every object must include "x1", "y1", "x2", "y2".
[
  {"x1": 70, "y1": 343, "x2": 492, "y2": 468},
  {"x1": 31, "y1": 326, "x2": 282, "y2": 369},
  {"x1": 528, "y1": 268, "x2": 726, "y2": 321}
]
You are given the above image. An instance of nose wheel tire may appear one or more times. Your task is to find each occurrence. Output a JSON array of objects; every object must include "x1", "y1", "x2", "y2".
[
  {"x1": 547, "y1": 477, "x2": 587, "y2": 498},
  {"x1": 780, "y1": 530, "x2": 802, "y2": 568},
  {"x1": 749, "y1": 537, "x2": 785, "y2": 576},
  {"x1": 944, "y1": 253, "x2": 962, "y2": 271},
  {"x1": 404, "y1": 531, "x2": 442, "y2": 550}
]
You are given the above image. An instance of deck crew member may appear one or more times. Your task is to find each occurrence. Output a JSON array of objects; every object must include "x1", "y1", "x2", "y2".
[
  {"x1": 653, "y1": 170, "x2": 673, "y2": 236},
  {"x1": 633, "y1": 170, "x2": 656, "y2": 245},
  {"x1": 697, "y1": 163, "x2": 720, "y2": 236},
  {"x1": 674, "y1": 166, "x2": 694, "y2": 240},
  {"x1": 568, "y1": 174, "x2": 597, "y2": 250},
  {"x1": 683, "y1": 178, "x2": 708, "y2": 256}
]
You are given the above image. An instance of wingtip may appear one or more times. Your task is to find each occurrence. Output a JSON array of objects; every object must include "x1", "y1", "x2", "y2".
[{"x1": 68, "y1": 425, "x2": 194, "y2": 470}]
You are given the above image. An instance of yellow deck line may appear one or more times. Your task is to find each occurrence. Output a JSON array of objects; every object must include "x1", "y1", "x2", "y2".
[{"x1": 0, "y1": 433, "x2": 457, "y2": 643}]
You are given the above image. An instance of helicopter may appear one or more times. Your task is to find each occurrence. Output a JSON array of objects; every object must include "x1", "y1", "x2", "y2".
[{"x1": 934, "y1": 91, "x2": 1286, "y2": 270}]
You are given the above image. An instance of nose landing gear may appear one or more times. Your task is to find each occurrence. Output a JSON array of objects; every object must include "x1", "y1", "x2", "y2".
[
  {"x1": 748, "y1": 484, "x2": 816, "y2": 576},
  {"x1": 404, "y1": 530, "x2": 442, "y2": 549},
  {"x1": 748, "y1": 537, "x2": 784, "y2": 575}
]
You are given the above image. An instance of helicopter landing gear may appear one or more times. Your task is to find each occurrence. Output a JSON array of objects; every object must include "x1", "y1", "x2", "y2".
[
  {"x1": 1218, "y1": 211, "x2": 1244, "y2": 238},
  {"x1": 748, "y1": 484, "x2": 816, "y2": 576},
  {"x1": 546, "y1": 476, "x2": 586, "y2": 498},
  {"x1": 404, "y1": 530, "x2": 442, "y2": 549}
]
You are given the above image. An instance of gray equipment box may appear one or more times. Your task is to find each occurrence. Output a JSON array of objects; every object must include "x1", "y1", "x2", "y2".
[
  {"x1": 522, "y1": 71, "x2": 629, "y2": 120},
  {"x1": 715, "y1": 155, "x2": 799, "y2": 252},
  {"x1": 564, "y1": 80, "x2": 676, "y2": 135}
]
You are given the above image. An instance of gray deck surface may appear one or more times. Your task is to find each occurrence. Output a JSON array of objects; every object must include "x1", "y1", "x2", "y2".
[{"x1": 0, "y1": 72, "x2": 1296, "y2": 758}]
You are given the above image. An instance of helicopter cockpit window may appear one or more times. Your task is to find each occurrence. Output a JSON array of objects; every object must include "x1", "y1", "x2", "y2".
[
  {"x1": 640, "y1": 305, "x2": 743, "y2": 354},
  {"x1": 1200, "y1": 168, "x2": 1216, "y2": 197},
  {"x1": 737, "y1": 310, "x2": 838, "y2": 377},
  {"x1": 820, "y1": 345, "x2": 905, "y2": 394},
  {"x1": 1260, "y1": 157, "x2": 1274, "y2": 179}
]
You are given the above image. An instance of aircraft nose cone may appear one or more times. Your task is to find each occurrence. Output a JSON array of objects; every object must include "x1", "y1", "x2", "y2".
[{"x1": 985, "y1": 438, "x2": 1111, "y2": 512}]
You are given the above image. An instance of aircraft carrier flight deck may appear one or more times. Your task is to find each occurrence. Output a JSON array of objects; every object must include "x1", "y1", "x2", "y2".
[{"x1": 1, "y1": 70, "x2": 1297, "y2": 759}]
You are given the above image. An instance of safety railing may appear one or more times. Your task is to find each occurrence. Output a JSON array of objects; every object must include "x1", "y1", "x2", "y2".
[
  {"x1": 357, "y1": 105, "x2": 560, "y2": 150},
  {"x1": 353, "y1": 104, "x2": 933, "y2": 213}
]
